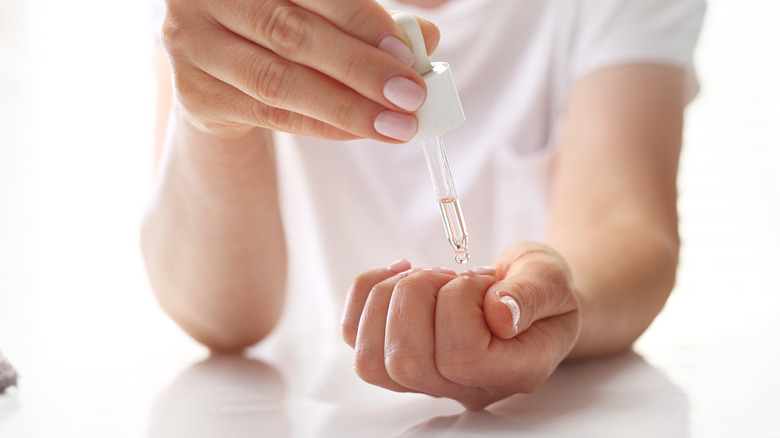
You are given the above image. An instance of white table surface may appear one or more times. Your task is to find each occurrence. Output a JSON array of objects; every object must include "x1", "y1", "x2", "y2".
[{"x1": 1, "y1": 1, "x2": 779, "y2": 437}]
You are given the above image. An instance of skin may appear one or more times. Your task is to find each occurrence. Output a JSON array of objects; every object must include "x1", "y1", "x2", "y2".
[
  {"x1": 143, "y1": 0, "x2": 687, "y2": 409},
  {"x1": 144, "y1": 0, "x2": 440, "y2": 350}
]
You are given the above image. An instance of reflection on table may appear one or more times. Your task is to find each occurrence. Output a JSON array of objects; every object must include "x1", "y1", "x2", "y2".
[{"x1": 148, "y1": 348, "x2": 687, "y2": 438}]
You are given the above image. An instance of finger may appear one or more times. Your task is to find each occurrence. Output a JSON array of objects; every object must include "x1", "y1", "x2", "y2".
[
  {"x1": 433, "y1": 268, "x2": 497, "y2": 384},
  {"x1": 484, "y1": 244, "x2": 578, "y2": 340},
  {"x1": 210, "y1": 0, "x2": 427, "y2": 113},
  {"x1": 387, "y1": 12, "x2": 441, "y2": 56},
  {"x1": 480, "y1": 312, "x2": 580, "y2": 392},
  {"x1": 291, "y1": 0, "x2": 396, "y2": 44},
  {"x1": 342, "y1": 259, "x2": 411, "y2": 347},
  {"x1": 176, "y1": 23, "x2": 415, "y2": 141},
  {"x1": 288, "y1": 1, "x2": 441, "y2": 55},
  {"x1": 436, "y1": 267, "x2": 578, "y2": 393},
  {"x1": 353, "y1": 267, "x2": 421, "y2": 393},
  {"x1": 172, "y1": 62, "x2": 357, "y2": 139},
  {"x1": 384, "y1": 269, "x2": 485, "y2": 402}
]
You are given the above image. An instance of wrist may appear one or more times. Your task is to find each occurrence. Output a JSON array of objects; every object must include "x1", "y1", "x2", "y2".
[
  {"x1": 172, "y1": 105, "x2": 273, "y2": 168},
  {"x1": 176, "y1": 99, "x2": 266, "y2": 139},
  {"x1": 158, "y1": 106, "x2": 278, "y2": 203}
]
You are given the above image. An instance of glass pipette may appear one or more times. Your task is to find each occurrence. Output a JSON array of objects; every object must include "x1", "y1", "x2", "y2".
[
  {"x1": 420, "y1": 135, "x2": 469, "y2": 264},
  {"x1": 393, "y1": 13, "x2": 469, "y2": 264}
]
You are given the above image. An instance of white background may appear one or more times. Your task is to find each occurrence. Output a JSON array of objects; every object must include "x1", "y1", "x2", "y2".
[{"x1": 1, "y1": 0, "x2": 779, "y2": 436}]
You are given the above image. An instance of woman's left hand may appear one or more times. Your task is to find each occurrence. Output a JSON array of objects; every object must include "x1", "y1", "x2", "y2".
[{"x1": 341, "y1": 242, "x2": 581, "y2": 410}]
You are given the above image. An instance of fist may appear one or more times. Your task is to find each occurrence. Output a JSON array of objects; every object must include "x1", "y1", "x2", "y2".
[{"x1": 341, "y1": 243, "x2": 581, "y2": 410}]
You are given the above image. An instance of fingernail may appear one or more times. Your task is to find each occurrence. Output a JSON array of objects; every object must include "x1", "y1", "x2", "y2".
[
  {"x1": 498, "y1": 293, "x2": 521, "y2": 334},
  {"x1": 472, "y1": 266, "x2": 497, "y2": 276},
  {"x1": 378, "y1": 35, "x2": 414, "y2": 67},
  {"x1": 383, "y1": 76, "x2": 425, "y2": 112},
  {"x1": 374, "y1": 110, "x2": 417, "y2": 141},
  {"x1": 400, "y1": 267, "x2": 425, "y2": 277},
  {"x1": 430, "y1": 266, "x2": 457, "y2": 275},
  {"x1": 386, "y1": 259, "x2": 410, "y2": 274}
]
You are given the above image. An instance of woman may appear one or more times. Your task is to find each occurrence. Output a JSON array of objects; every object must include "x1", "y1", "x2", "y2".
[{"x1": 142, "y1": 0, "x2": 705, "y2": 409}]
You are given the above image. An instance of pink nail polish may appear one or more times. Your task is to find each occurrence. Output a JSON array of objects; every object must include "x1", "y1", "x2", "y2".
[
  {"x1": 383, "y1": 76, "x2": 425, "y2": 112},
  {"x1": 386, "y1": 259, "x2": 410, "y2": 274},
  {"x1": 378, "y1": 35, "x2": 414, "y2": 67},
  {"x1": 374, "y1": 110, "x2": 417, "y2": 141},
  {"x1": 498, "y1": 293, "x2": 521, "y2": 334},
  {"x1": 472, "y1": 266, "x2": 497, "y2": 276}
]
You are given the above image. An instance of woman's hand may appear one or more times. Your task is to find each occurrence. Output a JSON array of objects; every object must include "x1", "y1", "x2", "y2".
[
  {"x1": 161, "y1": 0, "x2": 439, "y2": 141},
  {"x1": 341, "y1": 242, "x2": 581, "y2": 410}
]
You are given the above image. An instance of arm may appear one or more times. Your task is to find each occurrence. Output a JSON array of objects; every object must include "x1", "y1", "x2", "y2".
[
  {"x1": 546, "y1": 63, "x2": 687, "y2": 358},
  {"x1": 341, "y1": 63, "x2": 689, "y2": 409},
  {"x1": 141, "y1": 0, "x2": 440, "y2": 352},
  {"x1": 141, "y1": 49, "x2": 286, "y2": 351}
]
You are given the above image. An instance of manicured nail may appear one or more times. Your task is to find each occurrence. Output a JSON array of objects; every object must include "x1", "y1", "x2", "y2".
[
  {"x1": 472, "y1": 266, "x2": 497, "y2": 276},
  {"x1": 374, "y1": 110, "x2": 417, "y2": 141},
  {"x1": 498, "y1": 293, "x2": 521, "y2": 334},
  {"x1": 430, "y1": 266, "x2": 457, "y2": 275},
  {"x1": 383, "y1": 76, "x2": 425, "y2": 112},
  {"x1": 378, "y1": 35, "x2": 414, "y2": 67},
  {"x1": 386, "y1": 259, "x2": 410, "y2": 274}
]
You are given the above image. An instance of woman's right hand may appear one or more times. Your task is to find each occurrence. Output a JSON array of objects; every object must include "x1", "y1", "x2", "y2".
[{"x1": 161, "y1": 0, "x2": 440, "y2": 142}]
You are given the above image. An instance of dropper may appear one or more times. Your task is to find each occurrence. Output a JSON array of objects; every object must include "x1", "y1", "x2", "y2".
[
  {"x1": 421, "y1": 135, "x2": 469, "y2": 263},
  {"x1": 393, "y1": 13, "x2": 469, "y2": 264}
]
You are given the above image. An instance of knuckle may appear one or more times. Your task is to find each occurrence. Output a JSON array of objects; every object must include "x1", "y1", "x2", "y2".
[
  {"x1": 340, "y1": 48, "x2": 375, "y2": 86},
  {"x1": 259, "y1": 4, "x2": 310, "y2": 54},
  {"x1": 342, "y1": 7, "x2": 373, "y2": 36},
  {"x1": 353, "y1": 346, "x2": 387, "y2": 385},
  {"x1": 394, "y1": 274, "x2": 426, "y2": 292},
  {"x1": 250, "y1": 56, "x2": 290, "y2": 106},
  {"x1": 159, "y1": 16, "x2": 205, "y2": 111},
  {"x1": 159, "y1": 0, "x2": 183, "y2": 41},
  {"x1": 357, "y1": 295, "x2": 380, "y2": 326},
  {"x1": 172, "y1": 73, "x2": 202, "y2": 110},
  {"x1": 160, "y1": 16, "x2": 191, "y2": 64},
  {"x1": 160, "y1": 0, "x2": 196, "y2": 55},
  {"x1": 342, "y1": 6, "x2": 388, "y2": 44},
  {"x1": 340, "y1": 320, "x2": 358, "y2": 347},
  {"x1": 352, "y1": 274, "x2": 380, "y2": 298},
  {"x1": 435, "y1": 349, "x2": 484, "y2": 386},
  {"x1": 328, "y1": 95, "x2": 363, "y2": 131},
  {"x1": 517, "y1": 280, "x2": 542, "y2": 315},
  {"x1": 384, "y1": 347, "x2": 427, "y2": 386},
  {"x1": 174, "y1": 74, "x2": 225, "y2": 119},
  {"x1": 159, "y1": 17, "x2": 181, "y2": 52},
  {"x1": 532, "y1": 262, "x2": 573, "y2": 310},
  {"x1": 542, "y1": 259, "x2": 571, "y2": 291},
  {"x1": 247, "y1": 102, "x2": 290, "y2": 131}
]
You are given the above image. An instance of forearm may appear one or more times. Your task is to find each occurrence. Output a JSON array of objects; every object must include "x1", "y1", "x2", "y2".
[
  {"x1": 141, "y1": 109, "x2": 286, "y2": 352},
  {"x1": 547, "y1": 220, "x2": 679, "y2": 359},
  {"x1": 543, "y1": 65, "x2": 687, "y2": 359}
]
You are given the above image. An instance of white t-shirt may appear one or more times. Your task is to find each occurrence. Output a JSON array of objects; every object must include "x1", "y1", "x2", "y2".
[
  {"x1": 150, "y1": 0, "x2": 705, "y2": 343},
  {"x1": 274, "y1": 0, "x2": 705, "y2": 334}
]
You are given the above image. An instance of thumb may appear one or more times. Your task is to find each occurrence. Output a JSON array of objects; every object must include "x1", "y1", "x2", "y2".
[
  {"x1": 483, "y1": 283, "x2": 531, "y2": 340},
  {"x1": 388, "y1": 11, "x2": 441, "y2": 55},
  {"x1": 483, "y1": 247, "x2": 576, "y2": 340}
]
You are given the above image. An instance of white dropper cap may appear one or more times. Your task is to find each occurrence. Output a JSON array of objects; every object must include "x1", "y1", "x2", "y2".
[{"x1": 393, "y1": 13, "x2": 465, "y2": 141}]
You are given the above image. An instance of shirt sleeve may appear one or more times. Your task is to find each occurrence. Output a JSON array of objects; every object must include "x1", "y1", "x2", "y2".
[{"x1": 571, "y1": 0, "x2": 706, "y2": 101}]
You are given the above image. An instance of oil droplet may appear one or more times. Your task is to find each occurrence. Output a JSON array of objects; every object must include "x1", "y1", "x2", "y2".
[{"x1": 454, "y1": 250, "x2": 470, "y2": 264}]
